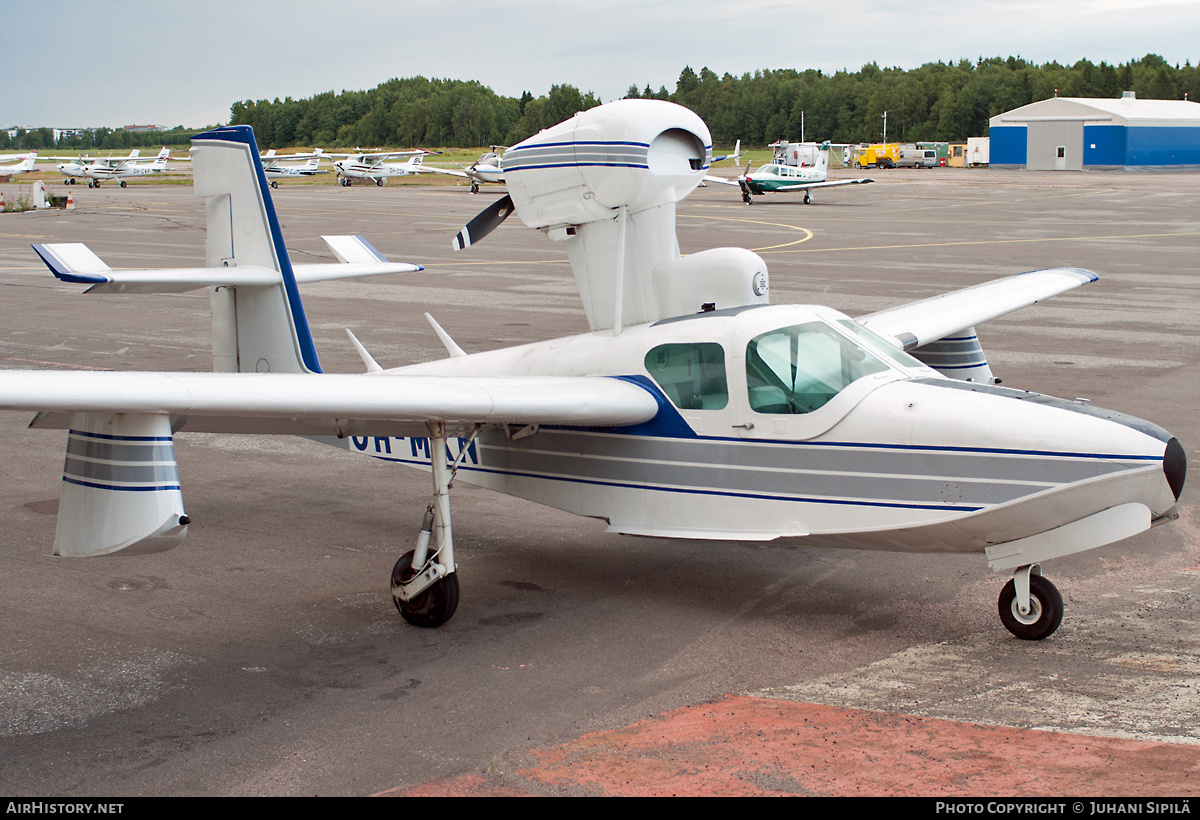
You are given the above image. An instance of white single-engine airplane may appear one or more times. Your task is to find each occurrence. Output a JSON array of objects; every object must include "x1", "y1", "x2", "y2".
[
  {"x1": 420, "y1": 146, "x2": 505, "y2": 193},
  {"x1": 0, "y1": 150, "x2": 38, "y2": 177},
  {"x1": 331, "y1": 150, "x2": 432, "y2": 186},
  {"x1": 55, "y1": 147, "x2": 174, "y2": 187},
  {"x1": 262, "y1": 148, "x2": 327, "y2": 187},
  {"x1": 708, "y1": 140, "x2": 873, "y2": 204},
  {"x1": 1, "y1": 101, "x2": 1185, "y2": 642}
]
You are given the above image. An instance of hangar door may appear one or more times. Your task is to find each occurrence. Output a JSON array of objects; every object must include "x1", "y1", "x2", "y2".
[{"x1": 1026, "y1": 121, "x2": 1083, "y2": 170}]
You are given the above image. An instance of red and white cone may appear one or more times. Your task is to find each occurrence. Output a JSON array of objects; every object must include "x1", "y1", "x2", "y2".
[{"x1": 65, "y1": 191, "x2": 74, "y2": 210}]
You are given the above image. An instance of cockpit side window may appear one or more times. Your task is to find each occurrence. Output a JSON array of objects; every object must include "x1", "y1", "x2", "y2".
[
  {"x1": 747, "y1": 322, "x2": 889, "y2": 414},
  {"x1": 645, "y1": 343, "x2": 729, "y2": 410}
]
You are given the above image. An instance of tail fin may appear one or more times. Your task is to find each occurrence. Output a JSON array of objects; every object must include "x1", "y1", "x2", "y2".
[
  {"x1": 190, "y1": 125, "x2": 322, "y2": 374},
  {"x1": 412, "y1": 154, "x2": 423, "y2": 168},
  {"x1": 151, "y1": 148, "x2": 170, "y2": 169}
]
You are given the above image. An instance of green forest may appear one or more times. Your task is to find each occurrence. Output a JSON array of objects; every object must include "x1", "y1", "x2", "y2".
[
  {"x1": 7, "y1": 54, "x2": 1197, "y2": 152},
  {"x1": 224, "y1": 55, "x2": 1198, "y2": 150}
]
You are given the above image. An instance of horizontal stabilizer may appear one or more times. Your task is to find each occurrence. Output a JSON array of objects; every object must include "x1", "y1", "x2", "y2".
[
  {"x1": 33, "y1": 242, "x2": 421, "y2": 293},
  {"x1": 857, "y1": 268, "x2": 1098, "y2": 350},
  {"x1": 32, "y1": 243, "x2": 112, "y2": 284}
]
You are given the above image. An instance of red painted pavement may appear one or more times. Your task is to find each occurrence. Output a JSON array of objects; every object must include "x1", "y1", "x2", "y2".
[{"x1": 389, "y1": 696, "x2": 1200, "y2": 796}]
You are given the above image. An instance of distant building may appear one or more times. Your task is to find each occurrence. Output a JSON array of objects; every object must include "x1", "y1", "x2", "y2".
[
  {"x1": 989, "y1": 92, "x2": 1200, "y2": 170},
  {"x1": 122, "y1": 124, "x2": 165, "y2": 133}
]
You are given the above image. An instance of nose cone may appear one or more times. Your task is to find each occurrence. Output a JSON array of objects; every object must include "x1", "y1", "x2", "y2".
[{"x1": 1164, "y1": 437, "x2": 1187, "y2": 501}]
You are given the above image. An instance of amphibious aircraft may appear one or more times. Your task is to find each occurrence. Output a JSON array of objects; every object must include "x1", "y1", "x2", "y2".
[
  {"x1": 330, "y1": 150, "x2": 432, "y2": 186},
  {"x1": 261, "y1": 148, "x2": 327, "y2": 187},
  {"x1": 420, "y1": 146, "x2": 505, "y2": 193},
  {"x1": 1, "y1": 100, "x2": 1184, "y2": 642},
  {"x1": 0, "y1": 150, "x2": 38, "y2": 176},
  {"x1": 707, "y1": 140, "x2": 873, "y2": 204}
]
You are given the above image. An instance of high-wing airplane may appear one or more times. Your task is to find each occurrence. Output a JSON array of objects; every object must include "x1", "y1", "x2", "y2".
[
  {"x1": 0, "y1": 100, "x2": 1185, "y2": 643},
  {"x1": 57, "y1": 147, "x2": 174, "y2": 187},
  {"x1": 420, "y1": 146, "x2": 505, "y2": 193},
  {"x1": 261, "y1": 148, "x2": 327, "y2": 187},
  {"x1": 0, "y1": 151, "x2": 38, "y2": 177},
  {"x1": 330, "y1": 150, "x2": 432, "y2": 186},
  {"x1": 707, "y1": 140, "x2": 873, "y2": 204}
]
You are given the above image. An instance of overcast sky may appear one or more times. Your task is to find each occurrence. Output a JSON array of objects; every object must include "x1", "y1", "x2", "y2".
[{"x1": 5, "y1": 0, "x2": 1199, "y2": 130}]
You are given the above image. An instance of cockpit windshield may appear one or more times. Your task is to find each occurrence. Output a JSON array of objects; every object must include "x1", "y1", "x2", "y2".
[{"x1": 747, "y1": 322, "x2": 890, "y2": 414}]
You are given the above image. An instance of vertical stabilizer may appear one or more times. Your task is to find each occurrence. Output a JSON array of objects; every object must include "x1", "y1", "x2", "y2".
[{"x1": 190, "y1": 125, "x2": 322, "y2": 374}]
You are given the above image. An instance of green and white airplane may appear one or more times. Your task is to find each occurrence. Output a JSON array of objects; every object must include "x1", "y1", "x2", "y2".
[{"x1": 707, "y1": 141, "x2": 873, "y2": 204}]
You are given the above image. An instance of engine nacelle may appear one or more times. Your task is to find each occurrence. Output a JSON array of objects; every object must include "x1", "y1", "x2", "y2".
[{"x1": 504, "y1": 99, "x2": 711, "y2": 230}]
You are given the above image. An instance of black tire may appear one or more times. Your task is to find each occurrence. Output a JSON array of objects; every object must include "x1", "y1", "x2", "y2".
[
  {"x1": 998, "y1": 574, "x2": 1063, "y2": 640},
  {"x1": 120, "y1": 181, "x2": 127, "y2": 188},
  {"x1": 376, "y1": 177, "x2": 383, "y2": 186},
  {"x1": 270, "y1": 181, "x2": 278, "y2": 189},
  {"x1": 391, "y1": 549, "x2": 459, "y2": 628}
]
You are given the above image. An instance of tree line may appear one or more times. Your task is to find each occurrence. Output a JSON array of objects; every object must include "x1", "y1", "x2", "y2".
[{"x1": 8, "y1": 55, "x2": 1196, "y2": 152}]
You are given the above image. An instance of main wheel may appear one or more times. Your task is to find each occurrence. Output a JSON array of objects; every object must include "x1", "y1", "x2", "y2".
[
  {"x1": 391, "y1": 549, "x2": 459, "y2": 628},
  {"x1": 376, "y1": 177, "x2": 383, "y2": 186},
  {"x1": 803, "y1": 193, "x2": 811, "y2": 204},
  {"x1": 998, "y1": 574, "x2": 1063, "y2": 640},
  {"x1": 120, "y1": 181, "x2": 127, "y2": 188},
  {"x1": 270, "y1": 181, "x2": 278, "y2": 188}
]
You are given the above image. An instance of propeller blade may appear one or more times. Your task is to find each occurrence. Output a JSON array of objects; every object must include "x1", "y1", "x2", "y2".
[{"x1": 452, "y1": 194, "x2": 515, "y2": 251}]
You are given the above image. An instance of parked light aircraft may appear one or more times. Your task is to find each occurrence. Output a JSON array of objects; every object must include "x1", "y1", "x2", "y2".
[
  {"x1": 262, "y1": 148, "x2": 327, "y2": 187},
  {"x1": 331, "y1": 150, "x2": 432, "y2": 186},
  {"x1": 421, "y1": 147, "x2": 505, "y2": 193},
  {"x1": 56, "y1": 147, "x2": 174, "y2": 187},
  {"x1": 708, "y1": 140, "x2": 873, "y2": 204},
  {"x1": 1, "y1": 100, "x2": 1185, "y2": 642},
  {"x1": 0, "y1": 151, "x2": 38, "y2": 176}
]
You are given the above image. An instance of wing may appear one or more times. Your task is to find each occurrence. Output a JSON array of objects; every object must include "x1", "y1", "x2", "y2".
[
  {"x1": 857, "y1": 268, "x2": 1099, "y2": 350},
  {"x1": 420, "y1": 165, "x2": 471, "y2": 179},
  {"x1": 772, "y1": 178, "x2": 873, "y2": 192},
  {"x1": 702, "y1": 174, "x2": 740, "y2": 187},
  {"x1": 0, "y1": 371, "x2": 660, "y2": 438}
]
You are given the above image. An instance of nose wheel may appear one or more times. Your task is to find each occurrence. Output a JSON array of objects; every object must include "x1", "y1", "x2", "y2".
[{"x1": 998, "y1": 569, "x2": 1063, "y2": 640}]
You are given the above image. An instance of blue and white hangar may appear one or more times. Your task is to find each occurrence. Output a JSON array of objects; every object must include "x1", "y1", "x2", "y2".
[{"x1": 989, "y1": 92, "x2": 1200, "y2": 170}]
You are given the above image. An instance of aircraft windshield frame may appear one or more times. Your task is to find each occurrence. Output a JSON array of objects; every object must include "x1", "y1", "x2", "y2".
[{"x1": 746, "y1": 320, "x2": 893, "y2": 416}]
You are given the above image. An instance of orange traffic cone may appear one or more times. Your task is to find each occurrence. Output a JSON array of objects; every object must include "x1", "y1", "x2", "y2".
[
  {"x1": 65, "y1": 191, "x2": 74, "y2": 210},
  {"x1": 0, "y1": 191, "x2": 5, "y2": 210}
]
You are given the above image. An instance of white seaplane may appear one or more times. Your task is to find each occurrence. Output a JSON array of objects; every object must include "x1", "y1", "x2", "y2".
[{"x1": 2, "y1": 100, "x2": 1184, "y2": 641}]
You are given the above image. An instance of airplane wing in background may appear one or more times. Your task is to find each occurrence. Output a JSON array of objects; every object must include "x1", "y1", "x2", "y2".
[{"x1": 857, "y1": 268, "x2": 1098, "y2": 350}]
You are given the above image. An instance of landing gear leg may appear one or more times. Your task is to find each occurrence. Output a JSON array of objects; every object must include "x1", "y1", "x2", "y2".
[
  {"x1": 470, "y1": 183, "x2": 479, "y2": 194},
  {"x1": 391, "y1": 422, "x2": 461, "y2": 627},
  {"x1": 998, "y1": 565, "x2": 1063, "y2": 640}
]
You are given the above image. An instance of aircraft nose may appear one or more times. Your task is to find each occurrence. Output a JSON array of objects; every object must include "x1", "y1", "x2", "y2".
[{"x1": 1164, "y1": 437, "x2": 1187, "y2": 501}]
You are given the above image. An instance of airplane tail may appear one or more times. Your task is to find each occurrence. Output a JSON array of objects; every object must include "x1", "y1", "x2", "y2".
[
  {"x1": 18, "y1": 151, "x2": 37, "y2": 171},
  {"x1": 190, "y1": 125, "x2": 322, "y2": 374},
  {"x1": 152, "y1": 147, "x2": 170, "y2": 169}
]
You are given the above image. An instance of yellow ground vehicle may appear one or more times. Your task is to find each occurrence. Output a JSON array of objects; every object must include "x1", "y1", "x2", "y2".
[{"x1": 854, "y1": 143, "x2": 901, "y2": 169}]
